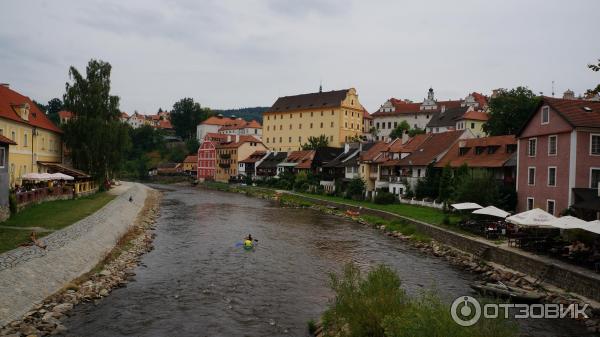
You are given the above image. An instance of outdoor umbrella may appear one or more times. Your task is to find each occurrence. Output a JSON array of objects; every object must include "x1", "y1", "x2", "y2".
[
  {"x1": 472, "y1": 206, "x2": 510, "y2": 218},
  {"x1": 21, "y1": 173, "x2": 50, "y2": 181},
  {"x1": 506, "y1": 208, "x2": 557, "y2": 228},
  {"x1": 451, "y1": 202, "x2": 483, "y2": 211},
  {"x1": 581, "y1": 220, "x2": 600, "y2": 235},
  {"x1": 546, "y1": 215, "x2": 589, "y2": 230},
  {"x1": 49, "y1": 173, "x2": 74, "y2": 180}
]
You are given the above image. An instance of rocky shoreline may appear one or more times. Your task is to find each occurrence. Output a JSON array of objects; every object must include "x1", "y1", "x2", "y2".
[{"x1": 0, "y1": 190, "x2": 161, "y2": 337}]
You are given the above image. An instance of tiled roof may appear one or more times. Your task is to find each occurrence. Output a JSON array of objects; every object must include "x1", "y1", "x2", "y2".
[
  {"x1": 257, "y1": 152, "x2": 288, "y2": 169},
  {"x1": 58, "y1": 110, "x2": 73, "y2": 119},
  {"x1": 360, "y1": 141, "x2": 390, "y2": 162},
  {"x1": 518, "y1": 96, "x2": 600, "y2": 134},
  {"x1": 425, "y1": 106, "x2": 469, "y2": 128},
  {"x1": 183, "y1": 155, "x2": 197, "y2": 163},
  {"x1": 0, "y1": 134, "x2": 16, "y2": 145},
  {"x1": 0, "y1": 85, "x2": 62, "y2": 133},
  {"x1": 388, "y1": 134, "x2": 430, "y2": 153},
  {"x1": 215, "y1": 135, "x2": 262, "y2": 149},
  {"x1": 204, "y1": 132, "x2": 229, "y2": 141},
  {"x1": 201, "y1": 116, "x2": 242, "y2": 126},
  {"x1": 158, "y1": 119, "x2": 173, "y2": 129},
  {"x1": 239, "y1": 151, "x2": 267, "y2": 163},
  {"x1": 460, "y1": 110, "x2": 489, "y2": 121},
  {"x1": 284, "y1": 150, "x2": 315, "y2": 169},
  {"x1": 218, "y1": 119, "x2": 262, "y2": 131},
  {"x1": 266, "y1": 89, "x2": 350, "y2": 113},
  {"x1": 363, "y1": 110, "x2": 373, "y2": 120},
  {"x1": 120, "y1": 112, "x2": 129, "y2": 118},
  {"x1": 435, "y1": 135, "x2": 517, "y2": 168},
  {"x1": 395, "y1": 131, "x2": 464, "y2": 166},
  {"x1": 471, "y1": 92, "x2": 489, "y2": 107}
]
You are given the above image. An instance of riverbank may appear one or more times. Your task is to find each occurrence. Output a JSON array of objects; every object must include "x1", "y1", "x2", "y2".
[
  {"x1": 0, "y1": 182, "x2": 160, "y2": 335},
  {"x1": 198, "y1": 182, "x2": 600, "y2": 333}
]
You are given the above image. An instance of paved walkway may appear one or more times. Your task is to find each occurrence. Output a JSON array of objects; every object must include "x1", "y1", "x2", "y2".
[{"x1": 0, "y1": 182, "x2": 151, "y2": 326}]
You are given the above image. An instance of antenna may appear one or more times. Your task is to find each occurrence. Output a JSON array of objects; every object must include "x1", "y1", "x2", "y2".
[{"x1": 552, "y1": 80, "x2": 555, "y2": 97}]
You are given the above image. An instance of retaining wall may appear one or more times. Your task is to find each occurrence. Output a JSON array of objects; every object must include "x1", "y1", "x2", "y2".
[
  {"x1": 289, "y1": 193, "x2": 600, "y2": 302},
  {"x1": 0, "y1": 182, "x2": 151, "y2": 326}
]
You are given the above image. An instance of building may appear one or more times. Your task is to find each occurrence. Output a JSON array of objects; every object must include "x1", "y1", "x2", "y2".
[
  {"x1": 262, "y1": 88, "x2": 365, "y2": 151},
  {"x1": 516, "y1": 97, "x2": 600, "y2": 219},
  {"x1": 371, "y1": 89, "x2": 488, "y2": 141},
  {"x1": 256, "y1": 152, "x2": 288, "y2": 179},
  {"x1": 277, "y1": 150, "x2": 315, "y2": 176},
  {"x1": 219, "y1": 119, "x2": 262, "y2": 139},
  {"x1": 182, "y1": 155, "x2": 198, "y2": 176},
  {"x1": 126, "y1": 112, "x2": 146, "y2": 128},
  {"x1": 456, "y1": 110, "x2": 489, "y2": 137},
  {"x1": 0, "y1": 84, "x2": 63, "y2": 186},
  {"x1": 362, "y1": 111, "x2": 374, "y2": 141},
  {"x1": 0, "y1": 135, "x2": 16, "y2": 220},
  {"x1": 215, "y1": 135, "x2": 266, "y2": 182},
  {"x1": 238, "y1": 150, "x2": 267, "y2": 179},
  {"x1": 197, "y1": 137, "x2": 217, "y2": 181},
  {"x1": 197, "y1": 115, "x2": 245, "y2": 141},
  {"x1": 58, "y1": 110, "x2": 74, "y2": 124},
  {"x1": 435, "y1": 135, "x2": 517, "y2": 186}
]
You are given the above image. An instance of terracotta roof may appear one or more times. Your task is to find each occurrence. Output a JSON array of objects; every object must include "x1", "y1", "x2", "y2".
[
  {"x1": 201, "y1": 116, "x2": 242, "y2": 126},
  {"x1": 215, "y1": 135, "x2": 262, "y2": 149},
  {"x1": 218, "y1": 119, "x2": 262, "y2": 131},
  {"x1": 518, "y1": 97, "x2": 600, "y2": 135},
  {"x1": 395, "y1": 131, "x2": 464, "y2": 166},
  {"x1": 246, "y1": 120, "x2": 262, "y2": 128},
  {"x1": 435, "y1": 135, "x2": 516, "y2": 168},
  {"x1": 204, "y1": 133, "x2": 229, "y2": 141},
  {"x1": 158, "y1": 119, "x2": 173, "y2": 129},
  {"x1": 120, "y1": 112, "x2": 129, "y2": 118},
  {"x1": 371, "y1": 98, "x2": 464, "y2": 117},
  {"x1": 471, "y1": 92, "x2": 488, "y2": 107},
  {"x1": 266, "y1": 89, "x2": 350, "y2": 113},
  {"x1": 239, "y1": 151, "x2": 267, "y2": 163},
  {"x1": 284, "y1": 150, "x2": 315, "y2": 169},
  {"x1": 183, "y1": 155, "x2": 197, "y2": 163},
  {"x1": 460, "y1": 110, "x2": 489, "y2": 121},
  {"x1": 388, "y1": 134, "x2": 430, "y2": 153},
  {"x1": 363, "y1": 110, "x2": 373, "y2": 120},
  {"x1": 0, "y1": 85, "x2": 62, "y2": 133},
  {"x1": 296, "y1": 152, "x2": 315, "y2": 169},
  {"x1": 58, "y1": 110, "x2": 73, "y2": 119},
  {"x1": 360, "y1": 141, "x2": 390, "y2": 162},
  {"x1": 0, "y1": 134, "x2": 16, "y2": 145}
]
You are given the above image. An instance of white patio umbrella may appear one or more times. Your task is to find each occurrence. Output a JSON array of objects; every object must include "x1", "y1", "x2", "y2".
[
  {"x1": 451, "y1": 202, "x2": 483, "y2": 211},
  {"x1": 580, "y1": 220, "x2": 600, "y2": 235},
  {"x1": 546, "y1": 216, "x2": 589, "y2": 230},
  {"x1": 472, "y1": 206, "x2": 510, "y2": 218},
  {"x1": 49, "y1": 173, "x2": 74, "y2": 180},
  {"x1": 506, "y1": 208, "x2": 557, "y2": 228},
  {"x1": 21, "y1": 173, "x2": 51, "y2": 181}
]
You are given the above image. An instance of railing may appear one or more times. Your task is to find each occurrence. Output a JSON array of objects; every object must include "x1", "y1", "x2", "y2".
[{"x1": 15, "y1": 186, "x2": 74, "y2": 206}]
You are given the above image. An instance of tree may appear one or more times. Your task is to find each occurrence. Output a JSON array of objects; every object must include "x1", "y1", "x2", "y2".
[
  {"x1": 415, "y1": 163, "x2": 440, "y2": 199},
  {"x1": 128, "y1": 125, "x2": 164, "y2": 159},
  {"x1": 46, "y1": 98, "x2": 63, "y2": 124},
  {"x1": 345, "y1": 178, "x2": 365, "y2": 200},
  {"x1": 438, "y1": 164, "x2": 454, "y2": 205},
  {"x1": 389, "y1": 121, "x2": 410, "y2": 140},
  {"x1": 586, "y1": 58, "x2": 600, "y2": 98},
  {"x1": 369, "y1": 126, "x2": 379, "y2": 139},
  {"x1": 483, "y1": 87, "x2": 540, "y2": 136},
  {"x1": 301, "y1": 135, "x2": 329, "y2": 150},
  {"x1": 171, "y1": 98, "x2": 211, "y2": 140},
  {"x1": 407, "y1": 127, "x2": 425, "y2": 138},
  {"x1": 62, "y1": 59, "x2": 131, "y2": 183},
  {"x1": 185, "y1": 138, "x2": 200, "y2": 154}
]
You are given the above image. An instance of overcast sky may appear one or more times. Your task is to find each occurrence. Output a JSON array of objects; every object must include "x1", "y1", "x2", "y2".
[{"x1": 1, "y1": 0, "x2": 599, "y2": 113}]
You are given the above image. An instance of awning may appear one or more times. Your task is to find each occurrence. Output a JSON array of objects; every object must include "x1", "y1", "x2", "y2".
[
  {"x1": 546, "y1": 216, "x2": 589, "y2": 230},
  {"x1": 21, "y1": 173, "x2": 51, "y2": 181},
  {"x1": 451, "y1": 202, "x2": 483, "y2": 210},
  {"x1": 38, "y1": 162, "x2": 91, "y2": 179},
  {"x1": 472, "y1": 206, "x2": 510, "y2": 218},
  {"x1": 506, "y1": 208, "x2": 557, "y2": 228},
  {"x1": 580, "y1": 220, "x2": 600, "y2": 235},
  {"x1": 49, "y1": 173, "x2": 74, "y2": 181}
]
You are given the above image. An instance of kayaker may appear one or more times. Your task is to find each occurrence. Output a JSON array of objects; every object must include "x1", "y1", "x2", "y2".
[{"x1": 246, "y1": 234, "x2": 253, "y2": 242}]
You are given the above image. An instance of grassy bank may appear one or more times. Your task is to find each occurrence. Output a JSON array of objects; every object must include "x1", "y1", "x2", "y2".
[{"x1": 0, "y1": 192, "x2": 116, "y2": 253}]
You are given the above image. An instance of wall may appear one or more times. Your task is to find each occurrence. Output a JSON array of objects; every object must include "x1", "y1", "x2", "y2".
[
  {"x1": 286, "y1": 193, "x2": 600, "y2": 302},
  {"x1": 0, "y1": 182, "x2": 151, "y2": 326},
  {"x1": 575, "y1": 130, "x2": 600, "y2": 188}
]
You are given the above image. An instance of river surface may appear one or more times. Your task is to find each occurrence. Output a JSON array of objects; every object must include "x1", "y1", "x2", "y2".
[{"x1": 61, "y1": 185, "x2": 590, "y2": 337}]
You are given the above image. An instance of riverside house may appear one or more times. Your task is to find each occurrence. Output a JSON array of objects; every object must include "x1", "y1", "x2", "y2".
[
  {"x1": 196, "y1": 115, "x2": 244, "y2": 142},
  {"x1": 516, "y1": 96, "x2": 600, "y2": 219},
  {"x1": 0, "y1": 84, "x2": 63, "y2": 186},
  {"x1": 262, "y1": 88, "x2": 366, "y2": 151},
  {"x1": 215, "y1": 135, "x2": 266, "y2": 182}
]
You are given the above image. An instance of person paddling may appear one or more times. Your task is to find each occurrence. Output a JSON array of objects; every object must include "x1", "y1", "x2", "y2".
[{"x1": 243, "y1": 234, "x2": 257, "y2": 249}]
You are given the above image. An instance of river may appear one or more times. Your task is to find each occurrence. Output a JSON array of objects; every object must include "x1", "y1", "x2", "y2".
[{"x1": 61, "y1": 185, "x2": 590, "y2": 336}]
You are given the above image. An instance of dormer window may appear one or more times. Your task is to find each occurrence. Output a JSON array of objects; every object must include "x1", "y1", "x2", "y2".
[
  {"x1": 475, "y1": 146, "x2": 485, "y2": 155},
  {"x1": 541, "y1": 106, "x2": 549, "y2": 124},
  {"x1": 459, "y1": 147, "x2": 469, "y2": 156}
]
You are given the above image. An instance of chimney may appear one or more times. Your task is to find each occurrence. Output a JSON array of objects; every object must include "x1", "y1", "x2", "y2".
[
  {"x1": 235, "y1": 134, "x2": 239, "y2": 142},
  {"x1": 0, "y1": 83, "x2": 9, "y2": 88}
]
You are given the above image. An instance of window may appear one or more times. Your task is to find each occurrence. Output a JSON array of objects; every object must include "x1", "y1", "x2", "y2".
[
  {"x1": 459, "y1": 147, "x2": 469, "y2": 156},
  {"x1": 279, "y1": 137, "x2": 282, "y2": 143},
  {"x1": 310, "y1": 123, "x2": 313, "y2": 129},
  {"x1": 330, "y1": 121, "x2": 334, "y2": 127},
  {"x1": 267, "y1": 126, "x2": 269, "y2": 131},
  {"x1": 376, "y1": 122, "x2": 380, "y2": 129},
  {"x1": 591, "y1": 168, "x2": 600, "y2": 188},
  {"x1": 289, "y1": 124, "x2": 292, "y2": 130},
  {"x1": 548, "y1": 135, "x2": 557, "y2": 155},
  {"x1": 321, "y1": 111, "x2": 323, "y2": 116},
  {"x1": 528, "y1": 138, "x2": 537, "y2": 156},
  {"x1": 471, "y1": 122, "x2": 475, "y2": 129},
  {"x1": 320, "y1": 122, "x2": 323, "y2": 128},
  {"x1": 0, "y1": 147, "x2": 4, "y2": 168},
  {"x1": 475, "y1": 146, "x2": 484, "y2": 155},
  {"x1": 279, "y1": 125, "x2": 282, "y2": 130},
  {"x1": 591, "y1": 134, "x2": 600, "y2": 155},
  {"x1": 289, "y1": 137, "x2": 292, "y2": 142},
  {"x1": 299, "y1": 124, "x2": 302, "y2": 129},
  {"x1": 527, "y1": 197, "x2": 534, "y2": 211},
  {"x1": 528, "y1": 167, "x2": 535, "y2": 186},
  {"x1": 548, "y1": 167, "x2": 556, "y2": 187},
  {"x1": 541, "y1": 106, "x2": 549, "y2": 124},
  {"x1": 547, "y1": 200, "x2": 555, "y2": 215},
  {"x1": 311, "y1": 112, "x2": 313, "y2": 117},
  {"x1": 24, "y1": 133, "x2": 28, "y2": 147},
  {"x1": 388, "y1": 122, "x2": 391, "y2": 129},
  {"x1": 330, "y1": 135, "x2": 333, "y2": 141},
  {"x1": 299, "y1": 136, "x2": 302, "y2": 142}
]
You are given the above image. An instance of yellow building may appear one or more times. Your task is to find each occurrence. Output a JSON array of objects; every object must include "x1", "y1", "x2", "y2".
[
  {"x1": 215, "y1": 135, "x2": 266, "y2": 182},
  {"x1": 0, "y1": 84, "x2": 63, "y2": 186},
  {"x1": 263, "y1": 88, "x2": 365, "y2": 151},
  {"x1": 456, "y1": 110, "x2": 489, "y2": 138}
]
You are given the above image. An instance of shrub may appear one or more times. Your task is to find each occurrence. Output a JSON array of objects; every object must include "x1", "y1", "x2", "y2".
[
  {"x1": 307, "y1": 319, "x2": 317, "y2": 335},
  {"x1": 345, "y1": 178, "x2": 365, "y2": 200},
  {"x1": 9, "y1": 193, "x2": 17, "y2": 214},
  {"x1": 374, "y1": 191, "x2": 396, "y2": 204}
]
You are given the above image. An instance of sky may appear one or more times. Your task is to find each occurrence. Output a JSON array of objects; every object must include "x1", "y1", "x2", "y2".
[{"x1": 1, "y1": 0, "x2": 599, "y2": 114}]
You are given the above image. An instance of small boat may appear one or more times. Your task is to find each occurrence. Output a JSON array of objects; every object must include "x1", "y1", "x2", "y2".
[
  {"x1": 470, "y1": 282, "x2": 543, "y2": 303},
  {"x1": 345, "y1": 210, "x2": 360, "y2": 217}
]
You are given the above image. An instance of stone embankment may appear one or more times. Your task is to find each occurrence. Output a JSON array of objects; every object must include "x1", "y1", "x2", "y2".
[{"x1": 0, "y1": 182, "x2": 161, "y2": 336}]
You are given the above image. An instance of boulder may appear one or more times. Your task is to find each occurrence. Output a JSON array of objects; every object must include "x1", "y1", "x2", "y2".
[{"x1": 52, "y1": 302, "x2": 73, "y2": 315}]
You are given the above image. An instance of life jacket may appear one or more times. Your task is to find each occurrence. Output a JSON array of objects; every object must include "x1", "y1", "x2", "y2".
[{"x1": 244, "y1": 240, "x2": 253, "y2": 247}]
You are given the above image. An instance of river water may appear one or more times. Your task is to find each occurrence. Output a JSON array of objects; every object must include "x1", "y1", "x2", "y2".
[{"x1": 61, "y1": 185, "x2": 590, "y2": 337}]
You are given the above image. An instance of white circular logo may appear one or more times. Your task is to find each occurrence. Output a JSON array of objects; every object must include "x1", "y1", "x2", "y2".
[{"x1": 451, "y1": 296, "x2": 481, "y2": 326}]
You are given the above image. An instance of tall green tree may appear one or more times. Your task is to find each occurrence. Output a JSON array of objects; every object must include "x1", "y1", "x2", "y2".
[
  {"x1": 483, "y1": 87, "x2": 540, "y2": 136},
  {"x1": 171, "y1": 98, "x2": 211, "y2": 140},
  {"x1": 407, "y1": 127, "x2": 425, "y2": 138},
  {"x1": 389, "y1": 121, "x2": 410, "y2": 139},
  {"x1": 62, "y1": 59, "x2": 131, "y2": 183},
  {"x1": 46, "y1": 98, "x2": 63, "y2": 124},
  {"x1": 438, "y1": 164, "x2": 454, "y2": 204},
  {"x1": 301, "y1": 135, "x2": 330, "y2": 150}
]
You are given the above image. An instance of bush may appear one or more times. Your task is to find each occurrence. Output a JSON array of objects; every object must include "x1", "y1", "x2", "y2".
[
  {"x1": 374, "y1": 191, "x2": 396, "y2": 204},
  {"x1": 9, "y1": 193, "x2": 17, "y2": 214},
  {"x1": 345, "y1": 178, "x2": 365, "y2": 200}
]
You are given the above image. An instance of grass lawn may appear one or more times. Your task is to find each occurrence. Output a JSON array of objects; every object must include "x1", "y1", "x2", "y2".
[{"x1": 0, "y1": 192, "x2": 116, "y2": 254}]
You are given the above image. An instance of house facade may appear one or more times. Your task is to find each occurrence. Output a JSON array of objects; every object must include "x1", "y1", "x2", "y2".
[
  {"x1": 182, "y1": 155, "x2": 198, "y2": 176},
  {"x1": 215, "y1": 135, "x2": 266, "y2": 182},
  {"x1": 197, "y1": 138, "x2": 217, "y2": 181},
  {"x1": 0, "y1": 84, "x2": 63, "y2": 186},
  {"x1": 197, "y1": 115, "x2": 246, "y2": 141},
  {"x1": 262, "y1": 88, "x2": 365, "y2": 151},
  {"x1": 219, "y1": 119, "x2": 262, "y2": 139},
  {"x1": 0, "y1": 135, "x2": 16, "y2": 220},
  {"x1": 516, "y1": 97, "x2": 600, "y2": 219}
]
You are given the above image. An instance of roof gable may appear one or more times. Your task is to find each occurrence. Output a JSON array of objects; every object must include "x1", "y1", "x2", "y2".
[{"x1": 0, "y1": 85, "x2": 62, "y2": 133}]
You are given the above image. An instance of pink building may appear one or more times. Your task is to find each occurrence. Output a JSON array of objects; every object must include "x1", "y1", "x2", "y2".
[
  {"x1": 197, "y1": 134, "x2": 225, "y2": 181},
  {"x1": 517, "y1": 97, "x2": 600, "y2": 219}
]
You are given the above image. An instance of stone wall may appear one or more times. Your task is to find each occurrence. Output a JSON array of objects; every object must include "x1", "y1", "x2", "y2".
[
  {"x1": 290, "y1": 193, "x2": 600, "y2": 302},
  {"x1": 0, "y1": 182, "x2": 152, "y2": 327}
]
